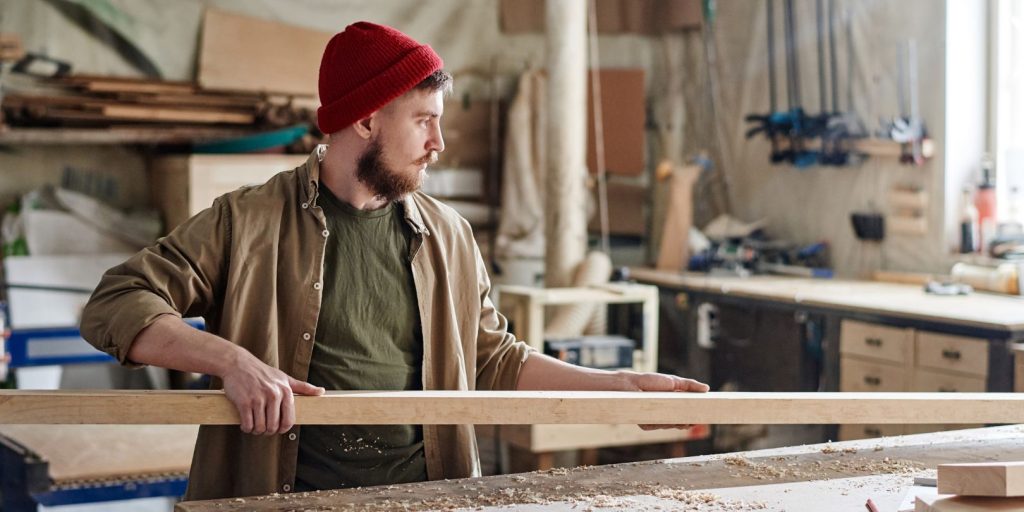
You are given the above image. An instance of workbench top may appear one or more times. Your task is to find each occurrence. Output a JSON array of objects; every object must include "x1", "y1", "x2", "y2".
[
  {"x1": 629, "y1": 267, "x2": 1024, "y2": 333},
  {"x1": 177, "y1": 425, "x2": 1024, "y2": 511}
]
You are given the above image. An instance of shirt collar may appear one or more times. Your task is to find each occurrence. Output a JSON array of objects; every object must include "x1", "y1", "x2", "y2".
[{"x1": 302, "y1": 144, "x2": 429, "y2": 236}]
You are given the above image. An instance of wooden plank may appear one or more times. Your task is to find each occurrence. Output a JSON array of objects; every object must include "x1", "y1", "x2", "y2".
[
  {"x1": 197, "y1": 8, "x2": 328, "y2": 97},
  {"x1": 4, "y1": 390, "x2": 1024, "y2": 425},
  {"x1": 937, "y1": 462, "x2": 1024, "y2": 497},
  {"x1": 656, "y1": 165, "x2": 700, "y2": 271},
  {"x1": 0, "y1": 425, "x2": 195, "y2": 484},
  {"x1": 0, "y1": 127, "x2": 254, "y2": 145},
  {"x1": 78, "y1": 79, "x2": 197, "y2": 96},
  {"x1": 916, "y1": 494, "x2": 1024, "y2": 511},
  {"x1": 587, "y1": 69, "x2": 646, "y2": 176},
  {"x1": 100, "y1": 104, "x2": 253, "y2": 124}
]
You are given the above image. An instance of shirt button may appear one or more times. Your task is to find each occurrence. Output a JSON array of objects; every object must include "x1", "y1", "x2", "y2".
[
  {"x1": 282, "y1": 484, "x2": 292, "y2": 492},
  {"x1": 322, "y1": 229, "x2": 329, "y2": 237},
  {"x1": 288, "y1": 433, "x2": 297, "y2": 441},
  {"x1": 302, "y1": 332, "x2": 311, "y2": 341},
  {"x1": 301, "y1": 202, "x2": 309, "y2": 209},
  {"x1": 313, "y1": 282, "x2": 322, "y2": 290}
]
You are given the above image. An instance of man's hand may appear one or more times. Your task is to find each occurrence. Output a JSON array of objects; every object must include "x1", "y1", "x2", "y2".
[
  {"x1": 614, "y1": 370, "x2": 710, "y2": 431},
  {"x1": 222, "y1": 352, "x2": 325, "y2": 436},
  {"x1": 125, "y1": 315, "x2": 325, "y2": 436}
]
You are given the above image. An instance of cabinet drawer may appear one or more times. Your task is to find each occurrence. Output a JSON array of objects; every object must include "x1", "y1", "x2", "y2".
[
  {"x1": 838, "y1": 424, "x2": 904, "y2": 441},
  {"x1": 840, "y1": 357, "x2": 906, "y2": 392},
  {"x1": 915, "y1": 331, "x2": 988, "y2": 377},
  {"x1": 912, "y1": 368, "x2": 987, "y2": 393},
  {"x1": 839, "y1": 320, "x2": 911, "y2": 364}
]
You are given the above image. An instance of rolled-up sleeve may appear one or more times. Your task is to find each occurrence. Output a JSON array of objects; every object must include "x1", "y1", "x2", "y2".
[
  {"x1": 80, "y1": 197, "x2": 231, "y2": 366},
  {"x1": 472, "y1": 241, "x2": 536, "y2": 391}
]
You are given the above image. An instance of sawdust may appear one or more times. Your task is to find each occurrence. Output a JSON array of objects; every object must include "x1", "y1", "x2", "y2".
[{"x1": 211, "y1": 478, "x2": 775, "y2": 511}]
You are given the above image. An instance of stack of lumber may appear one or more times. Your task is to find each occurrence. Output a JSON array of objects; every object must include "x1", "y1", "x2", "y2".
[
  {"x1": 2, "y1": 74, "x2": 316, "y2": 129},
  {"x1": 912, "y1": 462, "x2": 1024, "y2": 510}
]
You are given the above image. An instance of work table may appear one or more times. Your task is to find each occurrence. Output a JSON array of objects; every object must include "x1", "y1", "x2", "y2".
[
  {"x1": 628, "y1": 267, "x2": 1024, "y2": 334},
  {"x1": 175, "y1": 425, "x2": 1024, "y2": 511}
]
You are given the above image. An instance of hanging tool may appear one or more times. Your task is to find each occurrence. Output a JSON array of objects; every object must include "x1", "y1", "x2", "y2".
[
  {"x1": 744, "y1": 0, "x2": 790, "y2": 163},
  {"x1": 782, "y1": 0, "x2": 821, "y2": 167},
  {"x1": 879, "y1": 39, "x2": 928, "y2": 165},
  {"x1": 820, "y1": 4, "x2": 866, "y2": 165}
]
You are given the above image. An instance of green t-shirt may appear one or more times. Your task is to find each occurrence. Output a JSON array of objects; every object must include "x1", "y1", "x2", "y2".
[{"x1": 295, "y1": 184, "x2": 426, "y2": 491}]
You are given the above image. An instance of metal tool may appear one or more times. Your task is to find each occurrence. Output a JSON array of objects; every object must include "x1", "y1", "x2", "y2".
[{"x1": 879, "y1": 39, "x2": 927, "y2": 165}]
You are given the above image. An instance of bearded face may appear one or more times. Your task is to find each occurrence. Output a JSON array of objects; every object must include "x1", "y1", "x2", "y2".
[{"x1": 355, "y1": 133, "x2": 437, "y2": 202}]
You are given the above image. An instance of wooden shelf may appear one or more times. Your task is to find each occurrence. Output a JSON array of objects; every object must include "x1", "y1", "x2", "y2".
[
  {"x1": 0, "y1": 126, "x2": 257, "y2": 145},
  {"x1": 498, "y1": 283, "x2": 660, "y2": 373}
]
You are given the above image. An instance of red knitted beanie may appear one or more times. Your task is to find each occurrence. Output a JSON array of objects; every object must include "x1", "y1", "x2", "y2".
[{"x1": 317, "y1": 22, "x2": 443, "y2": 134}]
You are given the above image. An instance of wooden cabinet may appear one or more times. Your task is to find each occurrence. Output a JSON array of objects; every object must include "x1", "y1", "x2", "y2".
[
  {"x1": 839, "y1": 320, "x2": 988, "y2": 440},
  {"x1": 149, "y1": 154, "x2": 307, "y2": 233}
]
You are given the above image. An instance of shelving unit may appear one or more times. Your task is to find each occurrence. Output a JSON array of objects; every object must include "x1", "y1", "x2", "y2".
[{"x1": 484, "y1": 283, "x2": 706, "y2": 471}]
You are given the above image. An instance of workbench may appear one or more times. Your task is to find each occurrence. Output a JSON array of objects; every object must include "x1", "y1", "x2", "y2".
[
  {"x1": 175, "y1": 424, "x2": 1024, "y2": 511},
  {"x1": 628, "y1": 267, "x2": 1024, "y2": 394},
  {"x1": 0, "y1": 425, "x2": 197, "y2": 511}
]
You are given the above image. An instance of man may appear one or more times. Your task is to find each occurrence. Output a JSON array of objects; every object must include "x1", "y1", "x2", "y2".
[{"x1": 80, "y1": 22, "x2": 708, "y2": 500}]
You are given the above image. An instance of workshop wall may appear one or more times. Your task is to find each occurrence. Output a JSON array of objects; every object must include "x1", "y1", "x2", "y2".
[
  {"x1": 692, "y1": 0, "x2": 955, "y2": 277},
  {"x1": 1, "y1": 0, "x2": 688, "y2": 210},
  {"x1": 2, "y1": 0, "x2": 968, "y2": 277}
]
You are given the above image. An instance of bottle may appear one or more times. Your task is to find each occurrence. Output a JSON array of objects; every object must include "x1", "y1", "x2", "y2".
[
  {"x1": 975, "y1": 155, "x2": 997, "y2": 254},
  {"x1": 960, "y1": 187, "x2": 978, "y2": 253}
]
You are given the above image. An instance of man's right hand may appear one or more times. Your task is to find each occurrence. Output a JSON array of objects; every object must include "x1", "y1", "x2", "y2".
[
  {"x1": 126, "y1": 315, "x2": 326, "y2": 436},
  {"x1": 222, "y1": 352, "x2": 325, "y2": 436}
]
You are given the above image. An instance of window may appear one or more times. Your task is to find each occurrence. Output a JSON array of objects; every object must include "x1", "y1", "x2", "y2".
[{"x1": 995, "y1": 0, "x2": 1024, "y2": 220}]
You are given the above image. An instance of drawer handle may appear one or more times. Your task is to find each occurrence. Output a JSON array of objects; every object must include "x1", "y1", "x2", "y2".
[
  {"x1": 938, "y1": 386, "x2": 957, "y2": 393},
  {"x1": 865, "y1": 338, "x2": 883, "y2": 347},
  {"x1": 863, "y1": 376, "x2": 882, "y2": 386},
  {"x1": 865, "y1": 427, "x2": 881, "y2": 437},
  {"x1": 942, "y1": 349, "x2": 962, "y2": 361}
]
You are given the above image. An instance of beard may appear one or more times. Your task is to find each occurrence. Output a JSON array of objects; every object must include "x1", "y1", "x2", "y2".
[{"x1": 355, "y1": 136, "x2": 436, "y2": 203}]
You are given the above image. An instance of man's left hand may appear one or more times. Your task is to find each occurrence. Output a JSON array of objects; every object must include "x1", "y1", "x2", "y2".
[{"x1": 614, "y1": 370, "x2": 709, "y2": 431}]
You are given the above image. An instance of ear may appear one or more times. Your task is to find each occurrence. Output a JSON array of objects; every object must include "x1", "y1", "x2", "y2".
[{"x1": 352, "y1": 112, "x2": 376, "y2": 140}]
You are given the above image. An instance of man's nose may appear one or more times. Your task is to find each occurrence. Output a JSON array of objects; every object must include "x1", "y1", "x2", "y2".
[{"x1": 428, "y1": 125, "x2": 444, "y2": 154}]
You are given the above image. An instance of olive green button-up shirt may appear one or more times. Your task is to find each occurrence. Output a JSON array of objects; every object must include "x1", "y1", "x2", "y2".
[{"x1": 79, "y1": 148, "x2": 535, "y2": 500}]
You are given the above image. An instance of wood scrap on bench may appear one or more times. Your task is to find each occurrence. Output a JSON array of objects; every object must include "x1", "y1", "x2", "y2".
[
  {"x1": 937, "y1": 462, "x2": 1024, "y2": 497},
  {"x1": 2, "y1": 390, "x2": 1024, "y2": 425}
]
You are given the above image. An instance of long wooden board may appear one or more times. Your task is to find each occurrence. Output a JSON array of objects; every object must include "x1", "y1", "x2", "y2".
[{"x1": 2, "y1": 391, "x2": 1024, "y2": 425}]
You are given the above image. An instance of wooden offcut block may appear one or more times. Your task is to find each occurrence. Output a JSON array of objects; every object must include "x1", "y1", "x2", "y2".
[{"x1": 937, "y1": 462, "x2": 1024, "y2": 497}]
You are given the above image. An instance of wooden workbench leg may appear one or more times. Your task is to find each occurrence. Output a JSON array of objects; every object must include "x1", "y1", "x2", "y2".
[
  {"x1": 579, "y1": 448, "x2": 599, "y2": 466},
  {"x1": 535, "y1": 452, "x2": 555, "y2": 471},
  {"x1": 668, "y1": 441, "x2": 687, "y2": 458}
]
